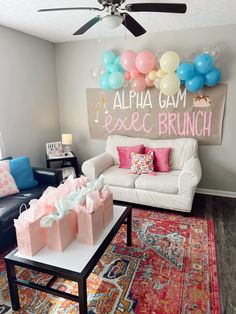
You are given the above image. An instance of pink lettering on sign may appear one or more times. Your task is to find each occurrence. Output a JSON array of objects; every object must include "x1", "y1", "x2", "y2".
[
  {"x1": 168, "y1": 113, "x2": 177, "y2": 135},
  {"x1": 158, "y1": 113, "x2": 168, "y2": 135},
  {"x1": 203, "y1": 110, "x2": 212, "y2": 136},
  {"x1": 102, "y1": 112, "x2": 152, "y2": 134},
  {"x1": 158, "y1": 111, "x2": 212, "y2": 137}
]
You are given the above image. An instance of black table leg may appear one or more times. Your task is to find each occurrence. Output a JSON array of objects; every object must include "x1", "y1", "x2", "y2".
[
  {"x1": 78, "y1": 278, "x2": 88, "y2": 314},
  {"x1": 6, "y1": 262, "x2": 20, "y2": 310},
  {"x1": 127, "y1": 207, "x2": 132, "y2": 247}
]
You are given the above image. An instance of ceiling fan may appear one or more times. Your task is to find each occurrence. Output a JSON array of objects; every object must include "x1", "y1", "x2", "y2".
[{"x1": 38, "y1": 0, "x2": 187, "y2": 37}]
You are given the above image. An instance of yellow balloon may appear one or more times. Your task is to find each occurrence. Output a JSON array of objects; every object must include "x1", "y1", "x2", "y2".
[
  {"x1": 160, "y1": 51, "x2": 180, "y2": 73},
  {"x1": 154, "y1": 78, "x2": 161, "y2": 89},
  {"x1": 160, "y1": 73, "x2": 180, "y2": 96},
  {"x1": 148, "y1": 71, "x2": 157, "y2": 80},
  {"x1": 156, "y1": 69, "x2": 166, "y2": 79}
]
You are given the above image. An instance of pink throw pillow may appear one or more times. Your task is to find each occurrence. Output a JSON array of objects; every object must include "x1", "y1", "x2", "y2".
[
  {"x1": 131, "y1": 152, "x2": 154, "y2": 175},
  {"x1": 117, "y1": 144, "x2": 144, "y2": 169},
  {"x1": 144, "y1": 147, "x2": 171, "y2": 172},
  {"x1": 0, "y1": 160, "x2": 19, "y2": 198}
]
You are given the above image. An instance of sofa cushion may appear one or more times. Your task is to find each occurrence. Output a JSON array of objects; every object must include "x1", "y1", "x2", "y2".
[
  {"x1": 0, "y1": 160, "x2": 19, "y2": 198},
  {"x1": 0, "y1": 185, "x2": 47, "y2": 231},
  {"x1": 9, "y1": 156, "x2": 38, "y2": 190},
  {"x1": 131, "y1": 152, "x2": 154, "y2": 174},
  {"x1": 106, "y1": 135, "x2": 198, "y2": 170},
  {"x1": 143, "y1": 147, "x2": 171, "y2": 172},
  {"x1": 103, "y1": 165, "x2": 139, "y2": 188},
  {"x1": 117, "y1": 144, "x2": 144, "y2": 168},
  {"x1": 135, "y1": 170, "x2": 180, "y2": 194}
]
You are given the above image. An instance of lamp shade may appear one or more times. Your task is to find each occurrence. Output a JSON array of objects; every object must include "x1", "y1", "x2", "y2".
[{"x1": 61, "y1": 134, "x2": 72, "y2": 145}]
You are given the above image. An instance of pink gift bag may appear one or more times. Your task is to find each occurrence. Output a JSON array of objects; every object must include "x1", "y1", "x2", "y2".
[
  {"x1": 46, "y1": 211, "x2": 77, "y2": 251},
  {"x1": 15, "y1": 218, "x2": 47, "y2": 256},
  {"x1": 78, "y1": 205, "x2": 103, "y2": 245},
  {"x1": 102, "y1": 193, "x2": 114, "y2": 229}
]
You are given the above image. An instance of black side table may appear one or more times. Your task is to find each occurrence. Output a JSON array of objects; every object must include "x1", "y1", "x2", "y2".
[{"x1": 46, "y1": 152, "x2": 79, "y2": 178}]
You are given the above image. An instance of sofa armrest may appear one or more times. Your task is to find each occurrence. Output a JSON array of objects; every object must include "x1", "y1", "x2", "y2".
[
  {"x1": 178, "y1": 157, "x2": 202, "y2": 197},
  {"x1": 33, "y1": 167, "x2": 63, "y2": 187},
  {"x1": 82, "y1": 153, "x2": 114, "y2": 181}
]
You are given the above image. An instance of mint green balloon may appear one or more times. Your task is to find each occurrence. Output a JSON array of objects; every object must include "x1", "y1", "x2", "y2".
[
  {"x1": 108, "y1": 64, "x2": 120, "y2": 73},
  {"x1": 115, "y1": 55, "x2": 125, "y2": 73},
  {"x1": 100, "y1": 72, "x2": 112, "y2": 91},
  {"x1": 108, "y1": 72, "x2": 124, "y2": 90},
  {"x1": 102, "y1": 50, "x2": 116, "y2": 67}
]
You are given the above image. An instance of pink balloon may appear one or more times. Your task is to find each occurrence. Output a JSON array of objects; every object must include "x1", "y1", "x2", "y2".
[
  {"x1": 145, "y1": 75, "x2": 154, "y2": 87},
  {"x1": 135, "y1": 50, "x2": 156, "y2": 74},
  {"x1": 132, "y1": 76, "x2": 146, "y2": 93},
  {"x1": 130, "y1": 69, "x2": 140, "y2": 79},
  {"x1": 125, "y1": 72, "x2": 131, "y2": 80},
  {"x1": 120, "y1": 50, "x2": 137, "y2": 72}
]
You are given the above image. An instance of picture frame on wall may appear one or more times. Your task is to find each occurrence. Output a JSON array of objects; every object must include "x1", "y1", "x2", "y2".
[{"x1": 46, "y1": 141, "x2": 63, "y2": 158}]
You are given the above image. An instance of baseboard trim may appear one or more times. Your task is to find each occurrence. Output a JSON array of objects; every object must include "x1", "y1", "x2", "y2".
[{"x1": 196, "y1": 188, "x2": 236, "y2": 198}]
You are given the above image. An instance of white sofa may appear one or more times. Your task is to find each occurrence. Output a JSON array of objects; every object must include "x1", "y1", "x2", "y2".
[{"x1": 82, "y1": 135, "x2": 202, "y2": 212}]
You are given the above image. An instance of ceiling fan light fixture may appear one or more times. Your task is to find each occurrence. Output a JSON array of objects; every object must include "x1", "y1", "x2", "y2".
[{"x1": 102, "y1": 14, "x2": 124, "y2": 28}]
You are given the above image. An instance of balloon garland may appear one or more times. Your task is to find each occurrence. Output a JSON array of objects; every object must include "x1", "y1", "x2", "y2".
[{"x1": 90, "y1": 46, "x2": 221, "y2": 96}]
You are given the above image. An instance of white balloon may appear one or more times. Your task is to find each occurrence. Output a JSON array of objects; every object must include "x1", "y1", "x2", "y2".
[
  {"x1": 156, "y1": 69, "x2": 166, "y2": 79},
  {"x1": 202, "y1": 46, "x2": 220, "y2": 60},
  {"x1": 160, "y1": 51, "x2": 180, "y2": 73},
  {"x1": 210, "y1": 46, "x2": 220, "y2": 60},
  {"x1": 154, "y1": 78, "x2": 161, "y2": 89},
  {"x1": 184, "y1": 49, "x2": 201, "y2": 63},
  {"x1": 160, "y1": 73, "x2": 180, "y2": 96},
  {"x1": 90, "y1": 65, "x2": 106, "y2": 81}
]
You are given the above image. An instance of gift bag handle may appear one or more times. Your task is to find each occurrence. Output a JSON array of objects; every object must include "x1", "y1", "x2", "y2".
[{"x1": 19, "y1": 203, "x2": 28, "y2": 215}]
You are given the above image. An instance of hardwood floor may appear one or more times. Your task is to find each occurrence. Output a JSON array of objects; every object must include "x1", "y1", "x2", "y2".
[{"x1": 192, "y1": 194, "x2": 236, "y2": 314}]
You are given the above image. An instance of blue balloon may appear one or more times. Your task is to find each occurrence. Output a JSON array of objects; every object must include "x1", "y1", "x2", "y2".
[
  {"x1": 185, "y1": 73, "x2": 204, "y2": 92},
  {"x1": 194, "y1": 53, "x2": 214, "y2": 74},
  {"x1": 100, "y1": 72, "x2": 112, "y2": 91},
  {"x1": 177, "y1": 63, "x2": 195, "y2": 81},
  {"x1": 180, "y1": 80, "x2": 185, "y2": 85},
  {"x1": 102, "y1": 50, "x2": 116, "y2": 67},
  {"x1": 108, "y1": 71, "x2": 124, "y2": 90},
  {"x1": 204, "y1": 67, "x2": 221, "y2": 86},
  {"x1": 107, "y1": 64, "x2": 120, "y2": 73}
]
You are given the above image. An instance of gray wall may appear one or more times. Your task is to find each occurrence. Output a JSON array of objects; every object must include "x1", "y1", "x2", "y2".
[
  {"x1": 0, "y1": 26, "x2": 61, "y2": 166},
  {"x1": 55, "y1": 25, "x2": 235, "y2": 192}
]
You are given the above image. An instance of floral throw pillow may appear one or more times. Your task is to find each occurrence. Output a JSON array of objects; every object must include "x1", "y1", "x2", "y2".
[
  {"x1": 0, "y1": 160, "x2": 19, "y2": 198},
  {"x1": 131, "y1": 152, "x2": 154, "y2": 175}
]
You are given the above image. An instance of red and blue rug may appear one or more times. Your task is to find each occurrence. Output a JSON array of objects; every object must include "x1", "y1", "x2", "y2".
[{"x1": 0, "y1": 208, "x2": 220, "y2": 313}]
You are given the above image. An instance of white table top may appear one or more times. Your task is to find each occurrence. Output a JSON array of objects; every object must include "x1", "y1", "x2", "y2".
[{"x1": 15, "y1": 205, "x2": 127, "y2": 273}]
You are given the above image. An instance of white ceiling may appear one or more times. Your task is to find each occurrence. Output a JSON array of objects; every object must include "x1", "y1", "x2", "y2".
[{"x1": 0, "y1": 0, "x2": 236, "y2": 43}]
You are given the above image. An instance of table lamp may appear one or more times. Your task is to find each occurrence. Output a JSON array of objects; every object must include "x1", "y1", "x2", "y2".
[{"x1": 62, "y1": 134, "x2": 72, "y2": 153}]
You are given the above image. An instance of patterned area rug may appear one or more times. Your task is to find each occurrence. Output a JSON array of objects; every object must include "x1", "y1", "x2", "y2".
[{"x1": 0, "y1": 209, "x2": 220, "y2": 313}]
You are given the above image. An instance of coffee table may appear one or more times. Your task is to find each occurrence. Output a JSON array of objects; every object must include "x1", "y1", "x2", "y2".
[{"x1": 4, "y1": 205, "x2": 132, "y2": 314}]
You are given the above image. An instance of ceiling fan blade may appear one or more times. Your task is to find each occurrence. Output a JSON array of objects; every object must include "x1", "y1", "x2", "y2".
[
  {"x1": 122, "y1": 13, "x2": 146, "y2": 37},
  {"x1": 38, "y1": 7, "x2": 103, "y2": 12},
  {"x1": 125, "y1": 3, "x2": 187, "y2": 14},
  {"x1": 73, "y1": 16, "x2": 101, "y2": 35}
]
